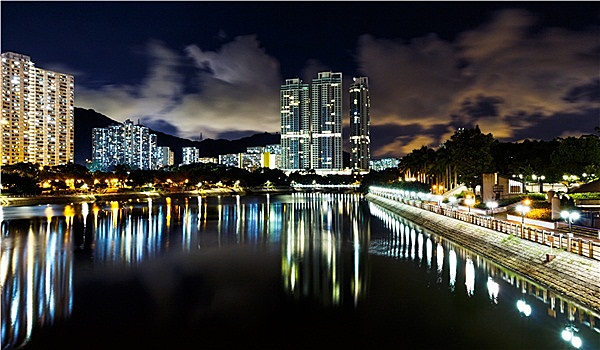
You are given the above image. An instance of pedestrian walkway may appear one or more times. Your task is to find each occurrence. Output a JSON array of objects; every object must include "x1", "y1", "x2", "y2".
[
  {"x1": 500, "y1": 213, "x2": 600, "y2": 242},
  {"x1": 368, "y1": 186, "x2": 600, "y2": 261},
  {"x1": 366, "y1": 193, "x2": 600, "y2": 314}
]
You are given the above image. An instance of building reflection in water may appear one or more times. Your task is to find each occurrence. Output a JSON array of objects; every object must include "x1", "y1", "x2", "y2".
[
  {"x1": 1, "y1": 193, "x2": 599, "y2": 349},
  {"x1": 368, "y1": 202, "x2": 599, "y2": 338},
  {"x1": 281, "y1": 192, "x2": 370, "y2": 307},
  {"x1": 1, "y1": 207, "x2": 74, "y2": 349}
]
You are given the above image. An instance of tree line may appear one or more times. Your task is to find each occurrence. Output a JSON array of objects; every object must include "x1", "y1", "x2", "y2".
[
  {"x1": 1, "y1": 126, "x2": 598, "y2": 195},
  {"x1": 396, "y1": 126, "x2": 600, "y2": 193}
]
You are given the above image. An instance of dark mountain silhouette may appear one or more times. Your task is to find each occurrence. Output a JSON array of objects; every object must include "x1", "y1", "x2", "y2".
[{"x1": 74, "y1": 108, "x2": 281, "y2": 165}]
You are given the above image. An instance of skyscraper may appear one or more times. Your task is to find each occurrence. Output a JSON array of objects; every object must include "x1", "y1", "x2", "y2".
[
  {"x1": 1, "y1": 52, "x2": 74, "y2": 166},
  {"x1": 280, "y1": 78, "x2": 310, "y2": 171},
  {"x1": 92, "y1": 119, "x2": 157, "y2": 171},
  {"x1": 311, "y1": 72, "x2": 343, "y2": 172},
  {"x1": 349, "y1": 77, "x2": 371, "y2": 172}
]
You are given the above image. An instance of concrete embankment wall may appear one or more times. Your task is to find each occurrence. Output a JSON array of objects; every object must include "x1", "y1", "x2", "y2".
[{"x1": 366, "y1": 193, "x2": 600, "y2": 314}]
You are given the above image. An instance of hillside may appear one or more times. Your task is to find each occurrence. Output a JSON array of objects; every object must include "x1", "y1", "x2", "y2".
[{"x1": 74, "y1": 108, "x2": 281, "y2": 165}]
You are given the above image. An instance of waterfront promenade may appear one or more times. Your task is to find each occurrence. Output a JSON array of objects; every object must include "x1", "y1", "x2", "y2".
[{"x1": 366, "y1": 192, "x2": 600, "y2": 314}]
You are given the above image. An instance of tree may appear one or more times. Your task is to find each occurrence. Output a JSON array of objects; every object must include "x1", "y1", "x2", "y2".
[
  {"x1": 551, "y1": 135, "x2": 600, "y2": 180},
  {"x1": 445, "y1": 126, "x2": 495, "y2": 190},
  {"x1": 399, "y1": 146, "x2": 436, "y2": 183}
]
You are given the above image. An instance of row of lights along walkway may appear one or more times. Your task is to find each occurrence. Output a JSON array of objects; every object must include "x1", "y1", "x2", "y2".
[{"x1": 368, "y1": 186, "x2": 600, "y2": 262}]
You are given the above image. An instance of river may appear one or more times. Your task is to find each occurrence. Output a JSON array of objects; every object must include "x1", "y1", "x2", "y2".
[{"x1": 1, "y1": 193, "x2": 598, "y2": 349}]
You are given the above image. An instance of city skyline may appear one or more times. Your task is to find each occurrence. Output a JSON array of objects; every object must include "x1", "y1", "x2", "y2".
[{"x1": 1, "y1": 2, "x2": 598, "y2": 158}]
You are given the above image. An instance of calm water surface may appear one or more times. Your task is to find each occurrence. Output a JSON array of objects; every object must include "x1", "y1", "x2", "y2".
[{"x1": 1, "y1": 193, "x2": 599, "y2": 349}]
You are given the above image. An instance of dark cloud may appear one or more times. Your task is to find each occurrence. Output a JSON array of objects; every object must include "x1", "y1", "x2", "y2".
[
  {"x1": 73, "y1": 7, "x2": 598, "y2": 158},
  {"x1": 356, "y1": 8, "x2": 599, "y2": 152},
  {"x1": 507, "y1": 109, "x2": 600, "y2": 142},
  {"x1": 460, "y1": 95, "x2": 504, "y2": 119},
  {"x1": 563, "y1": 79, "x2": 600, "y2": 103},
  {"x1": 139, "y1": 117, "x2": 180, "y2": 137},
  {"x1": 78, "y1": 36, "x2": 281, "y2": 141}
]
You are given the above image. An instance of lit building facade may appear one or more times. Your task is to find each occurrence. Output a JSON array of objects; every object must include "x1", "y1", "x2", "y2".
[
  {"x1": 1, "y1": 52, "x2": 74, "y2": 166},
  {"x1": 219, "y1": 153, "x2": 241, "y2": 168},
  {"x1": 311, "y1": 72, "x2": 343, "y2": 172},
  {"x1": 182, "y1": 147, "x2": 200, "y2": 165},
  {"x1": 280, "y1": 78, "x2": 310, "y2": 171},
  {"x1": 262, "y1": 144, "x2": 281, "y2": 169},
  {"x1": 370, "y1": 158, "x2": 400, "y2": 171},
  {"x1": 349, "y1": 77, "x2": 370, "y2": 172},
  {"x1": 155, "y1": 146, "x2": 174, "y2": 169},
  {"x1": 92, "y1": 119, "x2": 157, "y2": 171}
]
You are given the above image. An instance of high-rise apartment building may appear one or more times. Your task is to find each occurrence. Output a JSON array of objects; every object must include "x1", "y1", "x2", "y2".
[
  {"x1": 182, "y1": 147, "x2": 200, "y2": 165},
  {"x1": 280, "y1": 78, "x2": 310, "y2": 171},
  {"x1": 155, "y1": 146, "x2": 174, "y2": 169},
  {"x1": 349, "y1": 77, "x2": 371, "y2": 172},
  {"x1": 1, "y1": 52, "x2": 74, "y2": 166},
  {"x1": 311, "y1": 72, "x2": 343, "y2": 172},
  {"x1": 92, "y1": 119, "x2": 157, "y2": 171}
]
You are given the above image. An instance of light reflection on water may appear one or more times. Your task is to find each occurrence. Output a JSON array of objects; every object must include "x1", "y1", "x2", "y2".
[
  {"x1": 1, "y1": 193, "x2": 599, "y2": 349},
  {"x1": 368, "y1": 202, "x2": 599, "y2": 347}
]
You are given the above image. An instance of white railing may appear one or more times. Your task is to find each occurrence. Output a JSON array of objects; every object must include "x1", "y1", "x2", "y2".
[{"x1": 368, "y1": 186, "x2": 599, "y2": 261}]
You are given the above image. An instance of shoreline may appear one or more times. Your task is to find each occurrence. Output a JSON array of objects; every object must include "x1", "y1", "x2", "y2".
[
  {"x1": 0, "y1": 188, "x2": 297, "y2": 207},
  {"x1": 365, "y1": 193, "x2": 600, "y2": 315}
]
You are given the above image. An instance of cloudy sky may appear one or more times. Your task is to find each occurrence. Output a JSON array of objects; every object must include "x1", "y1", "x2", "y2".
[{"x1": 2, "y1": 1, "x2": 598, "y2": 158}]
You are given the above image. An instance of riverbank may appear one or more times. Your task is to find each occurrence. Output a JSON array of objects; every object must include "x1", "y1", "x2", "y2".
[{"x1": 366, "y1": 193, "x2": 600, "y2": 314}]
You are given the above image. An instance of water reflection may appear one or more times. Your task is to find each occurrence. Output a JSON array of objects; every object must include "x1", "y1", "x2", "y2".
[
  {"x1": 1, "y1": 216, "x2": 73, "y2": 349},
  {"x1": 0, "y1": 194, "x2": 598, "y2": 349},
  {"x1": 369, "y1": 202, "x2": 599, "y2": 347},
  {"x1": 1, "y1": 193, "x2": 369, "y2": 348},
  {"x1": 281, "y1": 192, "x2": 369, "y2": 307}
]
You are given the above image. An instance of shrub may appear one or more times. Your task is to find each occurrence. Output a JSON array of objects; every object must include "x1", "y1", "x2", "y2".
[
  {"x1": 526, "y1": 208, "x2": 552, "y2": 221},
  {"x1": 570, "y1": 192, "x2": 600, "y2": 200}
]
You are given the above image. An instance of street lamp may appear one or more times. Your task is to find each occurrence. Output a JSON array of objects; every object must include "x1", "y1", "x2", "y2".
[
  {"x1": 532, "y1": 174, "x2": 545, "y2": 193},
  {"x1": 465, "y1": 195, "x2": 475, "y2": 213},
  {"x1": 448, "y1": 196, "x2": 457, "y2": 211},
  {"x1": 561, "y1": 325, "x2": 582, "y2": 349},
  {"x1": 560, "y1": 210, "x2": 580, "y2": 235},
  {"x1": 487, "y1": 201, "x2": 498, "y2": 218},
  {"x1": 516, "y1": 203, "x2": 530, "y2": 224}
]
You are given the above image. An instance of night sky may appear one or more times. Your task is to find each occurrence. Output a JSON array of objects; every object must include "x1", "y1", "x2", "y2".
[{"x1": 2, "y1": 1, "x2": 599, "y2": 158}]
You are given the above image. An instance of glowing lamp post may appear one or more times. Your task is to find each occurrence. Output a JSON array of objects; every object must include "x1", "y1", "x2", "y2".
[
  {"x1": 516, "y1": 204, "x2": 530, "y2": 224},
  {"x1": 561, "y1": 326, "x2": 582, "y2": 349},
  {"x1": 486, "y1": 201, "x2": 498, "y2": 218},
  {"x1": 448, "y1": 196, "x2": 457, "y2": 212},
  {"x1": 464, "y1": 196, "x2": 475, "y2": 213},
  {"x1": 560, "y1": 210, "x2": 580, "y2": 235}
]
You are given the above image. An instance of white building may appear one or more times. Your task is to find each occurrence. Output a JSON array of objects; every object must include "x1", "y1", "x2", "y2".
[
  {"x1": 156, "y1": 146, "x2": 174, "y2": 168},
  {"x1": 92, "y1": 119, "x2": 157, "y2": 171},
  {"x1": 182, "y1": 147, "x2": 200, "y2": 165}
]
